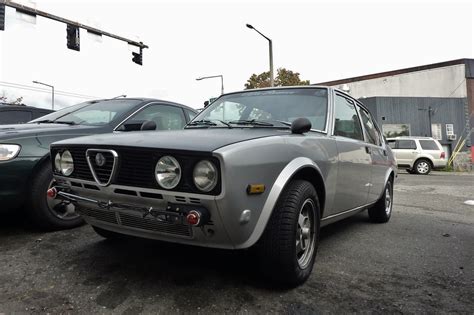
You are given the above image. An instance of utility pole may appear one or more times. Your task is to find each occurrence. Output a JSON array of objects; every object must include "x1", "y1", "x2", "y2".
[
  {"x1": 196, "y1": 75, "x2": 224, "y2": 95},
  {"x1": 1, "y1": 0, "x2": 149, "y2": 64},
  {"x1": 246, "y1": 24, "x2": 274, "y2": 87},
  {"x1": 33, "y1": 80, "x2": 54, "y2": 110}
]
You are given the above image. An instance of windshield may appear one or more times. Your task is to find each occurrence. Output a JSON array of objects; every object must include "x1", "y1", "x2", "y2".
[
  {"x1": 29, "y1": 99, "x2": 142, "y2": 126},
  {"x1": 190, "y1": 88, "x2": 328, "y2": 130}
]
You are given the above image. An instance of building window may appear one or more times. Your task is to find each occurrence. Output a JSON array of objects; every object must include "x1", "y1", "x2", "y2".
[
  {"x1": 431, "y1": 124, "x2": 442, "y2": 140},
  {"x1": 382, "y1": 124, "x2": 410, "y2": 137},
  {"x1": 446, "y1": 124, "x2": 454, "y2": 136}
]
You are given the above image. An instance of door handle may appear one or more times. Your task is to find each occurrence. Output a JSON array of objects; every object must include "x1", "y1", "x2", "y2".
[{"x1": 365, "y1": 146, "x2": 371, "y2": 154}]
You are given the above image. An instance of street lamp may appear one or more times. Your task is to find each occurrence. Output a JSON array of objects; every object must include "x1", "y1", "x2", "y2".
[
  {"x1": 33, "y1": 80, "x2": 55, "y2": 110},
  {"x1": 196, "y1": 75, "x2": 224, "y2": 95},
  {"x1": 246, "y1": 23, "x2": 274, "y2": 87}
]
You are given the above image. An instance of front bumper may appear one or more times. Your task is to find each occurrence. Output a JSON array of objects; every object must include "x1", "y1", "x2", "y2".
[
  {"x1": 53, "y1": 177, "x2": 235, "y2": 249},
  {"x1": 0, "y1": 157, "x2": 39, "y2": 210}
]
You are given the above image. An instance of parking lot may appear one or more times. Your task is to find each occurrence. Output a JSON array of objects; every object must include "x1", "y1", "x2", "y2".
[{"x1": 0, "y1": 171, "x2": 473, "y2": 314}]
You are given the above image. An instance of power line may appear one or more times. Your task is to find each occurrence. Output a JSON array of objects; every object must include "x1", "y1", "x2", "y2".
[{"x1": 0, "y1": 81, "x2": 101, "y2": 99}]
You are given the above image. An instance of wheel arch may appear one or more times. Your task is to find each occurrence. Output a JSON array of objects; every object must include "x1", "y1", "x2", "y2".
[
  {"x1": 29, "y1": 153, "x2": 51, "y2": 184},
  {"x1": 414, "y1": 156, "x2": 434, "y2": 168},
  {"x1": 235, "y1": 157, "x2": 326, "y2": 249}
]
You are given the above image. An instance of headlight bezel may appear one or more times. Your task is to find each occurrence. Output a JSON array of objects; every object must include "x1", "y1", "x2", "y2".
[
  {"x1": 155, "y1": 155, "x2": 182, "y2": 189},
  {"x1": 0, "y1": 144, "x2": 21, "y2": 161},
  {"x1": 193, "y1": 160, "x2": 218, "y2": 192},
  {"x1": 59, "y1": 150, "x2": 74, "y2": 176}
]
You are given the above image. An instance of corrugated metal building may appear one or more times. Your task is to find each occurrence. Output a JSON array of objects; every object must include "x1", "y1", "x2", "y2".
[{"x1": 316, "y1": 59, "x2": 474, "y2": 163}]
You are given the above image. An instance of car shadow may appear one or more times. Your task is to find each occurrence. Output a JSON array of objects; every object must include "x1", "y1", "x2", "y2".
[{"x1": 62, "y1": 212, "x2": 372, "y2": 293}]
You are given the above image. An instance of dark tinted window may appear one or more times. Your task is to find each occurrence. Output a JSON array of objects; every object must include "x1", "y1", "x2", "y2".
[
  {"x1": 0, "y1": 110, "x2": 32, "y2": 124},
  {"x1": 334, "y1": 95, "x2": 364, "y2": 141},
  {"x1": 397, "y1": 140, "x2": 417, "y2": 150},
  {"x1": 419, "y1": 140, "x2": 439, "y2": 150}
]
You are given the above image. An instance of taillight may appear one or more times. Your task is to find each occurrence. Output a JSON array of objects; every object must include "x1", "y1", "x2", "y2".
[{"x1": 440, "y1": 152, "x2": 446, "y2": 159}]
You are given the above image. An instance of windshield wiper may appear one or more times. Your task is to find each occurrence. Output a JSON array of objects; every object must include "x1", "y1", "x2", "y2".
[
  {"x1": 228, "y1": 119, "x2": 274, "y2": 127},
  {"x1": 186, "y1": 119, "x2": 232, "y2": 128},
  {"x1": 35, "y1": 119, "x2": 76, "y2": 125}
]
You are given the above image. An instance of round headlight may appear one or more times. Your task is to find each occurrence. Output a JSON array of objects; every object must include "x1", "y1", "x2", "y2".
[
  {"x1": 54, "y1": 152, "x2": 61, "y2": 172},
  {"x1": 193, "y1": 160, "x2": 218, "y2": 192},
  {"x1": 155, "y1": 156, "x2": 181, "y2": 189},
  {"x1": 60, "y1": 150, "x2": 74, "y2": 176}
]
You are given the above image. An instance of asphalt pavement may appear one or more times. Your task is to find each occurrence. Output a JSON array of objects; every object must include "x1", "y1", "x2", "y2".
[{"x1": 0, "y1": 171, "x2": 473, "y2": 314}]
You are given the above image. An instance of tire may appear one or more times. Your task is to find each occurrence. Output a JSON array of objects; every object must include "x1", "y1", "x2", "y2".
[
  {"x1": 92, "y1": 226, "x2": 123, "y2": 239},
  {"x1": 368, "y1": 179, "x2": 393, "y2": 223},
  {"x1": 257, "y1": 180, "x2": 320, "y2": 287},
  {"x1": 28, "y1": 162, "x2": 84, "y2": 230},
  {"x1": 414, "y1": 159, "x2": 431, "y2": 175}
]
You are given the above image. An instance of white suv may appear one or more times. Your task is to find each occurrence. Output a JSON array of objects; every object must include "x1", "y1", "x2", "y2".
[{"x1": 387, "y1": 137, "x2": 446, "y2": 175}]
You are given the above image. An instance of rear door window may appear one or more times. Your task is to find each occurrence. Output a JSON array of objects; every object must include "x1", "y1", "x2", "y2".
[
  {"x1": 419, "y1": 140, "x2": 439, "y2": 150},
  {"x1": 397, "y1": 140, "x2": 417, "y2": 150},
  {"x1": 333, "y1": 95, "x2": 364, "y2": 141},
  {"x1": 0, "y1": 110, "x2": 32, "y2": 124}
]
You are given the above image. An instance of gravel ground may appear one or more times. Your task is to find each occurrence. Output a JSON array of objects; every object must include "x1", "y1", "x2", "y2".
[{"x1": 0, "y1": 171, "x2": 473, "y2": 314}]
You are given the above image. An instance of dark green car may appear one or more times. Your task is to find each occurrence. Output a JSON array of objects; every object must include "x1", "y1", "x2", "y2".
[{"x1": 0, "y1": 98, "x2": 196, "y2": 230}]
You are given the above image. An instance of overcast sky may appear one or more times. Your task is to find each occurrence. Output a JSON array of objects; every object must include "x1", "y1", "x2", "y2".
[{"x1": 0, "y1": 0, "x2": 473, "y2": 110}]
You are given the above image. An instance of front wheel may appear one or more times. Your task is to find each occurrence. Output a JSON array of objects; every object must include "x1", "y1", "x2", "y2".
[
  {"x1": 368, "y1": 180, "x2": 393, "y2": 223},
  {"x1": 257, "y1": 180, "x2": 320, "y2": 287},
  {"x1": 28, "y1": 163, "x2": 84, "y2": 230}
]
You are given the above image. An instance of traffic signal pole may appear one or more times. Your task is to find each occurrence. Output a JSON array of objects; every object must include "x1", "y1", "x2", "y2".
[{"x1": 1, "y1": 0, "x2": 148, "y2": 63}]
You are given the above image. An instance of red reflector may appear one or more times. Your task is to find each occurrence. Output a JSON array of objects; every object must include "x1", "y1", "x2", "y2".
[
  {"x1": 441, "y1": 152, "x2": 446, "y2": 159},
  {"x1": 47, "y1": 187, "x2": 57, "y2": 199},
  {"x1": 186, "y1": 210, "x2": 201, "y2": 226}
]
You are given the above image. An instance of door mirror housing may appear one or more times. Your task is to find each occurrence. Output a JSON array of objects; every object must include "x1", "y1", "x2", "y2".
[{"x1": 291, "y1": 118, "x2": 312, "y2": 134}]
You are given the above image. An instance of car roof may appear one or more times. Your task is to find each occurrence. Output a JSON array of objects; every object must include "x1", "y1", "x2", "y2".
[
  {"x1": 215, "y1": 85, "x2": 370, "y2": 112},
  {"x1": 0, "y1": 104, "x2": 54, "y2": 112},
  {"x1": 387, "y1": 136, "x2": 436, "y2": 140},
  {"x1": 87, "y1": 98, "x2": 197, "y2": 113}
]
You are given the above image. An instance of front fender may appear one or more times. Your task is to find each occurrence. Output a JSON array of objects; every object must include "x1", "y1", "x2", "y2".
[{"x1": 234, "y1": 157, "x2": 323, "y2": 249}]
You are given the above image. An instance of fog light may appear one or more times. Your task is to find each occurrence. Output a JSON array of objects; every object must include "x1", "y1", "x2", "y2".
[
  {"x1": 186, "y1": 210, "x2": 201, "y2": 226},
  {"x1": 47, "y1": 187, "x2": 57, "y2": 199}
]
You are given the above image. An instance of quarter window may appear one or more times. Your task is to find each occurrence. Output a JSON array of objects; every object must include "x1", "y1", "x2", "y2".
[
  {"x1": 358, "y1": 107, "x2": 381, "y2": 145},
  {"x1": 419, "y1": 140, "x2": 439, "y2": 150},
  {"x1": 334, "y1": 95, "x2": 364, "y2": 141}
]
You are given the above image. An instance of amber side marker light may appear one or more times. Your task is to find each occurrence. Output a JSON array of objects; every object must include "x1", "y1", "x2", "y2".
[{"x1": 247, "y1": 184, "x2": 265, "y2": 195}]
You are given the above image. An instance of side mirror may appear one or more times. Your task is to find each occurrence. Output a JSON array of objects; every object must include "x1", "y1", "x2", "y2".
[
  {"x1": 140, "y1": 120, "x2": 157, "y2": 131},
  {"x1": 291, "y1": 118, "x2": 312, "y2": 134},
  {"x1": 203, "y1": 101, "x2": 210, "y2": 107}
]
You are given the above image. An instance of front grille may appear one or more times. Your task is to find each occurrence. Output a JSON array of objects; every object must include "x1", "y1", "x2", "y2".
[
  {"x1": 78, "y1": 208, "x2": 118, "y2": 224},
  {"x1": 78, "y1": 207, "x2": 192, "y2": 238},
  {"x1": 119, "y1": 213, "x2": 192, "y2": 237},
  {"x1": 86, "y1": 150, "x2": 116, "y2": 185},
  {"x1": 52, "y1": 146, "x2": 221, "y2": 195}
]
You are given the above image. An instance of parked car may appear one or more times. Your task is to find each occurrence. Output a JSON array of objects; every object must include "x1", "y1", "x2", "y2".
[
  {"x1": 0, "y1": 98, "x2": 197, "y2": 230},
  {"x1": 387, "y1": 136, "x2": 446, "y2": 174},
  {"x1": 0, "y1": 104, "x2": 54, "y2": 124},
  {"x1": 49, "y1": 87, "x2": 396, "y2": 286}
]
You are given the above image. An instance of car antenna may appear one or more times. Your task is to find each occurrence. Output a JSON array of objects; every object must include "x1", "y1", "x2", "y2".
[{"x1": 111, "y1": 95, "x2": 127, "y2": 99}]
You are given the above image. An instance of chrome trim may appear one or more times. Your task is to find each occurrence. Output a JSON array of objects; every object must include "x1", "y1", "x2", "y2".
[
  {"x1": 85, "y1": 149, "x2": 119, "y2": 187},
  {"x1": 320, "y1": 202, "x2": 375, "y2": 222}
]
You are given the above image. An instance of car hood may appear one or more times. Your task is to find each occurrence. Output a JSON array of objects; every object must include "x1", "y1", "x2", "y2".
[
  {"x1": 0, "y1": 123, "x2": 101, "y2": 141},
  {"x1": 52, "y1": 128, "x2": 291, "y2": 152}
]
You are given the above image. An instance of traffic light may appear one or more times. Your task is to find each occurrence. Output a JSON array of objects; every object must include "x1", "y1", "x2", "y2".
[
  {"x1": 132, "y1": 48, "x2": 143, "y2": 65},
  {"x1": 66, "y1": 24, "x2": 80, "y2": 51},
  {"x1": 0, "y1": 4, "x2": 5, "y2": 31}
]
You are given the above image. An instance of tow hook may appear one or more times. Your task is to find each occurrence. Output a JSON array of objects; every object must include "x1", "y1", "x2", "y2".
[
  {"x1": 47, "y1": 187, "x2": 57, "y2": 199},
  {"x1": 185, "y1": 208, "x2": 210, "y2": 227}
]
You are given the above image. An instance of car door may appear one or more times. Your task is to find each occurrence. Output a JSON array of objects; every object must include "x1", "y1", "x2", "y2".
[
  {"x1": 357, "y1": 105, "x2": 388, "y2": 204},
  {"x1": 332, "y1": 93, "x2": 372, "y2": 214},
  {"x1": 394, "y1": 139, "x2": 418, "y2": 166},
  {"x1": 116, "y1": 103, "x2": 188, "y2": 131}
]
